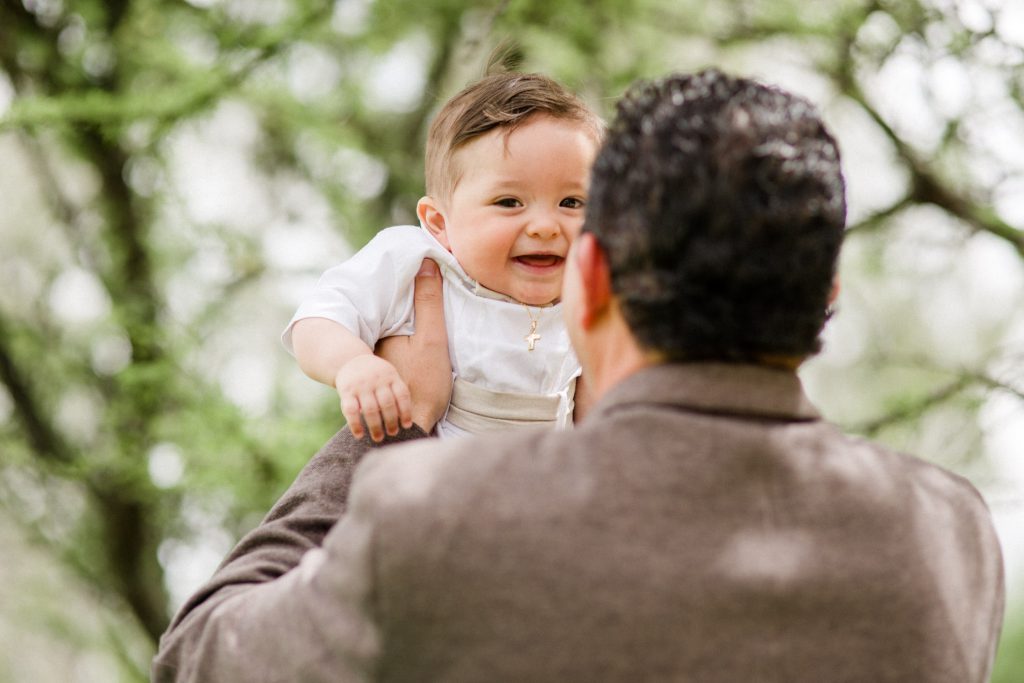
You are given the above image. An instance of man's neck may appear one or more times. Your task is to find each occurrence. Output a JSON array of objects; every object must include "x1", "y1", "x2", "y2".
[
  {"x1": 754, "y1": 354, "x2": 806, "y2": 371},
  {"x1": 577, "y1": 308, "x2": 654, "y2": 403}
]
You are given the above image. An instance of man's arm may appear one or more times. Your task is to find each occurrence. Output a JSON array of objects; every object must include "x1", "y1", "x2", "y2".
[
  {"x1": 152, "y1": 260, "x2": 451, "y2": 682},
  {"x1": 152, "y1": 427, "x2": 422, "y2": 682}
]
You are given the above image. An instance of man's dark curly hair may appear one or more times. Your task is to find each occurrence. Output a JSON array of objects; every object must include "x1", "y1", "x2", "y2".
[{"x1": 584, "y1": 69, "x2": 846, "y2": 361}]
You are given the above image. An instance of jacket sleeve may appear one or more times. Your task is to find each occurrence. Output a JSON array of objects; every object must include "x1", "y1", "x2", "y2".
[{"x1": 151, "y1": 425, "x2": 429, "y2": 683}]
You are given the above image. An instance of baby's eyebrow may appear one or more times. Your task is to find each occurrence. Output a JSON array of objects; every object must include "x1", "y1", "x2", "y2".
[
  {"x1": 487, "y1": 176, "x2": 528, "y2": 186},
  {"x1": 482, "y1": 177, "x2": 589, "y2": 193}
]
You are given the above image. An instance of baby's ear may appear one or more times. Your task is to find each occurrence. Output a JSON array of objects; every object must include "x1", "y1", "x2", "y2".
[{"x1": 416, "y1": 196, "x2": 451, "y2": 250}]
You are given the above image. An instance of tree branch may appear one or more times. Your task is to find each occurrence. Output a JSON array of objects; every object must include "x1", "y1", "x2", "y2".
[
  {"x1": 0, "y1": 315, "x2": 76, "y2": 466},
  {"x1": 835, "y1": 54, "x2": 1024, "y2": 257},
  {"x1": 0, "y1": 0, "x2": 178, "y2": 644},
  {"x1": 851, "y1": 375, "x2": 974, "y2": 437},
  {"x1": 15, "y1": 130, "x2": 106, "y2": 274},
  {"x1": 845, "y1": 196, "x2": 914, "y2": 236}
]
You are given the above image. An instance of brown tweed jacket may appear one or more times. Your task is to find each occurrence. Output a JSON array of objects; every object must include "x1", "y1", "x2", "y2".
[{"x1": 153, "y1": 363, "x2": 1004, "y2": 682}]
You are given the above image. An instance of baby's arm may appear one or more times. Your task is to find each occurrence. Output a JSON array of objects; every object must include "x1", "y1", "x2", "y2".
[{"x1": 291, "y1": 317, "x2": 412, "y2": 442}]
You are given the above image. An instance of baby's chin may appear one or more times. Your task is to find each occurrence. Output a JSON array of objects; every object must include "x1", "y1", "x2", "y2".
[
  {"x1": 472, "y1": 274, "x2": 562, "y2": 306},
  {"x1": 495, "y1": 288, "x2": 560, "y2": 306},
  {"x1": 514, "y1": 292, "x2": 561, "y2": 306}
]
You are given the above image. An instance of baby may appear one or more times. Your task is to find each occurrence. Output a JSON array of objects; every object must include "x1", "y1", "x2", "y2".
[{"x1": 283, "y1": 71, "x2": 602, "y2": 440}]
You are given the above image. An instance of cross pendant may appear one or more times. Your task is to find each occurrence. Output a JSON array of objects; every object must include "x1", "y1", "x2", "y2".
[{"x1": 525, "y1": 320, "x2": 541, "y2": 351}]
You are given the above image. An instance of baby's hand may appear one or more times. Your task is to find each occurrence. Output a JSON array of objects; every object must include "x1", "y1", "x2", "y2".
[{"x1": 334, "y1": 355, "x2": 413, "y2": 442}]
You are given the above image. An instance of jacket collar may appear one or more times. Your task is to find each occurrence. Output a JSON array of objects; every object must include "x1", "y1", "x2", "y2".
[{"x1": 591, "y1": 362, "x2": 821, "y2": 423}]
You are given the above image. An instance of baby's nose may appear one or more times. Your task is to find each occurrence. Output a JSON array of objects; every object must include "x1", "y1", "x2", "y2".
[{"x1": 525, "y1": 212, "x2": 562, "y2": 239}]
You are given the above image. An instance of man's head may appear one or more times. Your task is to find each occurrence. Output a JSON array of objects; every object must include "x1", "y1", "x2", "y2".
[
  {"x1": 418, "y1": 73, "x2": 602, "y2": 305},
  {"x1": 580, "y1": 69, "x2": 846, "y2": 364}
]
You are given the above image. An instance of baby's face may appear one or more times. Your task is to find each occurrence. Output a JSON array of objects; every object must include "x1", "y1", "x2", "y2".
[{"x1": 434, "y1": 115, "x2": 598, "y2": 306}]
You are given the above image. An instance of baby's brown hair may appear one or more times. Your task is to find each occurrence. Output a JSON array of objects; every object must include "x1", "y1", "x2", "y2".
[{"x1": 424, "y1": 72, "x2": 602, "y2": 201}]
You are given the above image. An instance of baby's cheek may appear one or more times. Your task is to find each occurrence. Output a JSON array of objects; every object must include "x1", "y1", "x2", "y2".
[{"x1": 566, "y1": 216, "x2": 585, "y2": 240}]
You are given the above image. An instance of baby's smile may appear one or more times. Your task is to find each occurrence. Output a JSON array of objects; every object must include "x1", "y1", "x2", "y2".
[{"x1": 513, "y1": 253, "x2": 565, "y2": 270}]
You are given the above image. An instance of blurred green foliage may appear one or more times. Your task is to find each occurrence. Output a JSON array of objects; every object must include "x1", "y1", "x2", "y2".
[
  {"x1": 993, "y1": 607, "x2": 1024, "y2": 683},
  {"x1": 1, "y1": 0, "x2": 1022, "y2": 679}
]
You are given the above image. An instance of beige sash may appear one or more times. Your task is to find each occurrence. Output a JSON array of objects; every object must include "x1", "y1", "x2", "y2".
[{"x1": 445, "y1": 376, "x2": 574, "y2": 434}]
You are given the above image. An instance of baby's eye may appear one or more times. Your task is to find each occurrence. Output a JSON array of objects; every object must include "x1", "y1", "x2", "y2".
[
  {"x1": 495, "y1": 197, "x2": 523, "y2": 208},
  {"x1": 560, "y1": 197, "x2": 585, "y2": 209}
]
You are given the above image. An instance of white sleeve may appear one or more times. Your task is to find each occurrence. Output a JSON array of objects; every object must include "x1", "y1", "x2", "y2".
[{"x1": 281, "y1": 226, "x2": 430, "y2": 353}]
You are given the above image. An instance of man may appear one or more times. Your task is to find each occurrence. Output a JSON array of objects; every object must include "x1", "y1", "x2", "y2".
[{"x1": 153, "y1": 69, "x2": 1004, "y2": 682}]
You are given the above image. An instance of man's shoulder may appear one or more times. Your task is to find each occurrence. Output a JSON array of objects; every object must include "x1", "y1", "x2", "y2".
[
  {"x1": 833, "y1": 432, "x2": 997, "y2": 541},
  {"x1": 349, "y1": 429, "x2": 572, "y2": 514}
]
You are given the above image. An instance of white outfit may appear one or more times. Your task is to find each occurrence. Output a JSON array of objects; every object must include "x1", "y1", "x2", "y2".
[{"x1": 282, "y1": 225, "x2": 581, "y2": 438}]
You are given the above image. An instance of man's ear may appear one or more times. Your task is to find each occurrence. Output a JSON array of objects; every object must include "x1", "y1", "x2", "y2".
[
  {"x1": 416, "y1": 196, "x2": 450, "y2": 250},
  {"x1": 575, "y1": 232, "x2": 613, "y2": 330},
  {"x1": 828, "y1": 276, "x2": 840, "y2": 305}
]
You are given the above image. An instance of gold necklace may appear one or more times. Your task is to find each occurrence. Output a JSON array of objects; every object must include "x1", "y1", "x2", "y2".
[{"x1": 522, "y1": 305, "x2": 541, "y2": 351}]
